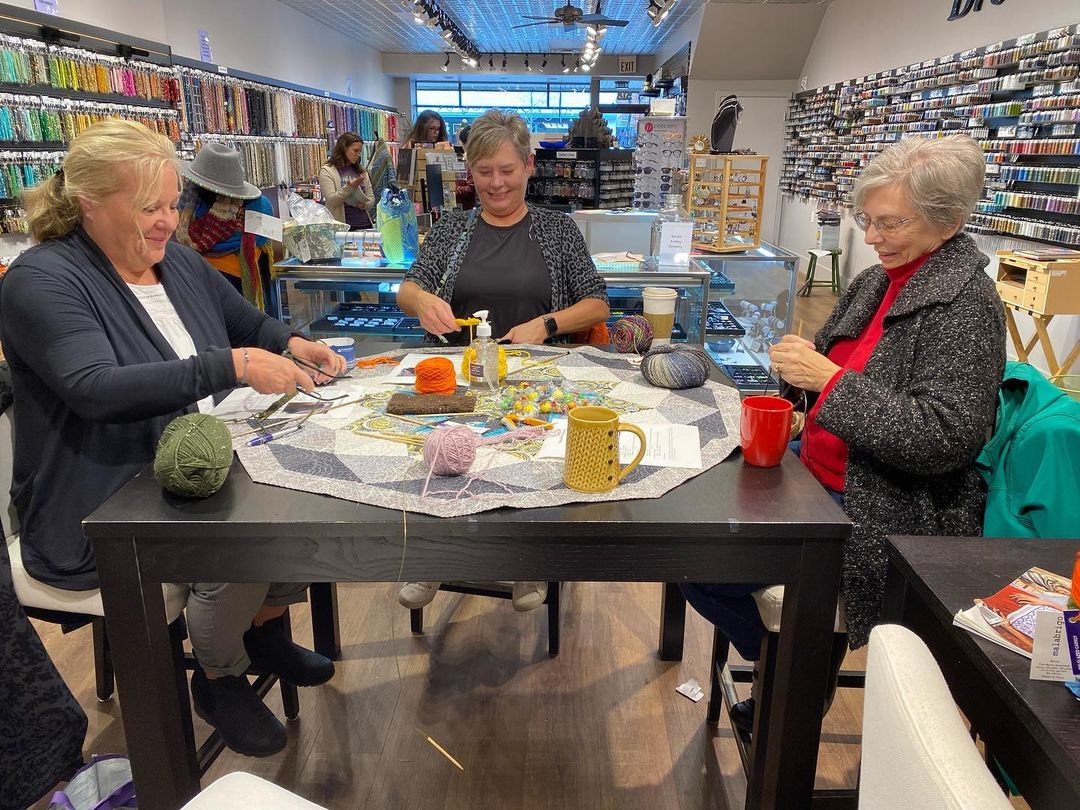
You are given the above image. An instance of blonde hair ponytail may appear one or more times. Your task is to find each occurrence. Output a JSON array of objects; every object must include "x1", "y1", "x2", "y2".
[
  {"x1": 23, "y1": 118, "x2": 178, "y2": 243},
  {"x1": 24, "y1": 171, "x2": 80, "y2": 243}
]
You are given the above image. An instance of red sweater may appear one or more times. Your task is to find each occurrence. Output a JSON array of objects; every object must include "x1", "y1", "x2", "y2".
[{"x1": 801, "y1": 253, "x2": 928, "y2": 491}]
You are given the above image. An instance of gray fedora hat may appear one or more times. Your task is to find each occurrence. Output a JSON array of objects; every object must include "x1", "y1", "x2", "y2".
[{"x1": 182, "y1": 142, "x2": 261, "y2": 200}]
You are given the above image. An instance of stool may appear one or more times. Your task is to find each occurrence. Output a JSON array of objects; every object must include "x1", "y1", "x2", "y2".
[
  {"x1": 799, "y1": 249, "x2": 842, "y2": 296},
  {"x1": 181, "y1": 772, "x2": 327, "y2": 808}
]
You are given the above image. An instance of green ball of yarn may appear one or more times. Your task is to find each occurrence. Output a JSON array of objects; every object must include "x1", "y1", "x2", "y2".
[{"x1": 154, "y1": 413, "x2": 233, "y2": 498}]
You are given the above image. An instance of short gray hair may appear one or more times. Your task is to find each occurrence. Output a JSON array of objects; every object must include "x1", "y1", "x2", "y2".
[
  {"x1": 853, "y1": 135, "x2": 986, "y2": 231},
  {"x1": 465, "y1": 109, "x2": 531, "y2": 165}
]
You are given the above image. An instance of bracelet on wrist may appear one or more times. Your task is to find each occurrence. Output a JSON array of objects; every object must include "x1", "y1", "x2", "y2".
[{"x1": 238, "y1": 348, "x2": 249, "y2": 385}]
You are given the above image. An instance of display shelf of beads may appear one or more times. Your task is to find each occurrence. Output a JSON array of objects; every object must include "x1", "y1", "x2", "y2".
[
  {"x1": 781, "y1": 23, "x2": 1080, "y2": 247},
  {"x1": 686, "y1": 154, "x2": 768, "y2": 254}
]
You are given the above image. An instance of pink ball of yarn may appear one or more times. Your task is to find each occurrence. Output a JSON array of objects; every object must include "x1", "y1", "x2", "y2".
[{"x1": 423, "y1": 424, "x2": 479, "y2": 476}]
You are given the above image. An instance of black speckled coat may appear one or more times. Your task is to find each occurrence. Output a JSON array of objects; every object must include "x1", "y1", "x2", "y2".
[{"x1": 812, "y1": 233, "x2": 1006, "y2": 648}]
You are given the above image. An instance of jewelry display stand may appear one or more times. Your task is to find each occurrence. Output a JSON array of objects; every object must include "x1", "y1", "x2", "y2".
[{"x1": 686, "y1": 153, "x2": 767, "y2": 253}]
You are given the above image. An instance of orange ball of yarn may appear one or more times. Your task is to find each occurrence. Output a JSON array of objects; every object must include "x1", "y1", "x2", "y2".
[{"x1": 414, "y1": 357, "x2": 457, "y2": 394}]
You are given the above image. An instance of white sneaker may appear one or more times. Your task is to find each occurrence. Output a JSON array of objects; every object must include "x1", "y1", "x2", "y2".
[
  {"x1": 398, "y1": 581, "x2": 441, "y2": 609},
  {"x1": 511, "y1": 581, "x2": 548, "y2": 612}
]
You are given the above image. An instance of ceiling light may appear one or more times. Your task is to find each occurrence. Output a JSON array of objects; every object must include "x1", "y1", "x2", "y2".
[
  {"x1": 488, "y1": 54, "x2": 494, "y2": 69},
  {"x1": 647, "y1": 1, "x2": 661, "y2": 21},
  {"x1": 561, "y1": 54, "x2": 568, "y2": 73},
  {"x1": 441, "y1": 29, "x2": 453, "y2": 40},
  {"x1": 413, "y1": 11, "x2": 425, "y2": 24},
  {"x1": 541, "y1": 54, "x2": 548, "y2": 71},
  {"x1": 597, "y1": 25, "x2": 608, "y2": 37},
  {"x1": 502, "y1": 53, "x2": 507, "y2": 69},
  {"x1": 466, "y1": 56, "x2": 478, "y2": 68},
  {"x1": 586, "y1": 25, "x2": 598, "y2": 36},
  {"x1": 525, "y1": 55, "x2": 531, "y2": 71},
  {"x1": 581, "y1": 61, "x2": 591, "y2": 72},
  {"x1": 442, "y1": 53, "x2": 450, "y2": 71}
]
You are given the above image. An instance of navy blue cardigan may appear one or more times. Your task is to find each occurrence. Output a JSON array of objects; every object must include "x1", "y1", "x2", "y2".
[{"x1": 0, "y1": 227, "x2": 294, "y2": 589}]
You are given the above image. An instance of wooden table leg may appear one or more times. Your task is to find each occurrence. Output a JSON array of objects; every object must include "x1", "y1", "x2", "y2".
[
  {"x1": 95, "y1": 535, "x2": 199, "y2": 810},
  {"x1": 1033, "y1": 315, "x2": 1062, "y2": 377},
  {"x1": 1004, "y1": 307, "x2": 1028, "y2": 362},
  {"x1": 309, "y1": 582, "x2": 342, "y2": 660},
  {"x1": 746, "y1": 539, "x2": 843, "y2": 810},
  {"x1": 658, "y1": 582, "x2": 686, "y2": 661},
  {"x1": 1058, "y1": 339, "x2": 1080, "y2": 379}
]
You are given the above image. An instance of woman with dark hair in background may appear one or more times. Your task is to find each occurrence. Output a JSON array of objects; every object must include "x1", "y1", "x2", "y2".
[
  {"x1": 318, "y1": 132, "x2": 374, "y2": 230},
  {"x1": 403, "y1": 109, "x2": 448, "y2": 148}
]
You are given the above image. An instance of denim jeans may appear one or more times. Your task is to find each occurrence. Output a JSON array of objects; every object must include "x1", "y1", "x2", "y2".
[{"x1": 680, "y1": 441, "x2": 844, "y2": 661}]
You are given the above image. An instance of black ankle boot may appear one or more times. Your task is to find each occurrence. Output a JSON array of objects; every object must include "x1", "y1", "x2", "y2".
[
  {"x1": 730, "y1": 698, "x2": 755, "y2": 736},
  {"x1": 190, "y1": 667, "x2": 286, "y2": 757},
  {"x1": 243, "y1": 622, "x2": 335, "y2": 687}
]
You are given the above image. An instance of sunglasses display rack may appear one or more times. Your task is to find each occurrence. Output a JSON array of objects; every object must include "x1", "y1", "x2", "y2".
[
  {"x1": 526, "y1": 148, "x2": 634, "y2": 210},
  {"x1": 781, "y1": 23, "x2": 1080, "y2": 247},
  {"x1": 632, "y1": 116, "x2": 686, "y2": 211},
  {"x1": 686, "y1": 154, "x2": 768, "y2": 253}
]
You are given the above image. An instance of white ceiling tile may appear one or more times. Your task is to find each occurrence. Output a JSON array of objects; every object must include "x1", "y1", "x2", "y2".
[{"x1": 277, "y1": 0, "x2": 725, "y2": 56}]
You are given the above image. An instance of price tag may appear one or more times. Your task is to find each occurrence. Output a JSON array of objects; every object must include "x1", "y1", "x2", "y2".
[
  {"x1": 244, "y1": 210, "x2": 283, "y2": 242},
  {"x1": 556, "y1": 150, "x2": 577, "y2": 159},
  {"x1": 217, "y1": 64, "x2": 228, "y2": 74}
]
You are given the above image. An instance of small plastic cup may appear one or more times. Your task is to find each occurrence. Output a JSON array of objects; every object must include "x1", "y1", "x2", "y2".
[{"x1": 320, "y1": 337, "x2": 357, "y2": 369}]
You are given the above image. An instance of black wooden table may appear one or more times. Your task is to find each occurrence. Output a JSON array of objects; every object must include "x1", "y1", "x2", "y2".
[
  {"x1": 884, "y1": 535, "x2": 1080, "y2": 810},
  {"x1": 85, "y1": 391, "x2": 849, "y2": 810}
]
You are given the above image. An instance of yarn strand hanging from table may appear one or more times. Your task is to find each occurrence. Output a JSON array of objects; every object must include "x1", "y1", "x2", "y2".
[{"x1": 414, "y1": 357, "x2": 457, "y2": 394}]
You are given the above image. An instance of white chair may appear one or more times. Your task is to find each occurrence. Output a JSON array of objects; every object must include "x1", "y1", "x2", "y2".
[
  {"x1": 1, "y1": 409, "x2": 187, "y2": 701},
  {"x1": 859, "y1": 624, "x2": 1012, "y2": 809},
  {"x1": 181, "y1": 772, "x2": 327, "y2": 809},
  {"x1": 1, "y1": 406, "x2": 301, "y2": 773}
]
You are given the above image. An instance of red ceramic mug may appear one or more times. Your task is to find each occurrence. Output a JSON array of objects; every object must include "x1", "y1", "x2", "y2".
[{"x1": 740, "y1": 395, "x2": 794, "y2": 467}]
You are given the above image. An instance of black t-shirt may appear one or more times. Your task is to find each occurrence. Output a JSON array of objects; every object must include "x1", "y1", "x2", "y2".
[{"x1": 447, "y1": 213, "x2": 552, "y2": 345}]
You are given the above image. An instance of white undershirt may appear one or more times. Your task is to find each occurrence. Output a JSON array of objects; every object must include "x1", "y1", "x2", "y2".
[{"x1": 126, "y1": 283, "x2": 215, "y2": 414}]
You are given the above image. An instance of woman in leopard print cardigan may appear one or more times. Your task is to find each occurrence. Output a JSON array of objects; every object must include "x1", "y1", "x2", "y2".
[
  {"x1": 396, "y1": 110, "x2": 608, "y2": 615},
  {"x1": 399, "y1": 109, "x2": 608, "y2": 347}
]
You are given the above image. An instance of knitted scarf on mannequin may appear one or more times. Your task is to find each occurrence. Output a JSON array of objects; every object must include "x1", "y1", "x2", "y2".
[{"x1": 175, "y1": 188, "x2": 263, "y2": 309}]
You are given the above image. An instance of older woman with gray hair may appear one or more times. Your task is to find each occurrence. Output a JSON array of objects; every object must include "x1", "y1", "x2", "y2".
[
  {"x1": 682, "y1": 134, "x2": 1005, "y2": 734},
  {"x1": 397, "y1": 108, "x2": 609, "y2": 612}
]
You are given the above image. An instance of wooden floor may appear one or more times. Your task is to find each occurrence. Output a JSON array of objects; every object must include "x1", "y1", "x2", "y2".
[{"x1": 28, "y1": 286, "x2": 1028, "y2": 809}]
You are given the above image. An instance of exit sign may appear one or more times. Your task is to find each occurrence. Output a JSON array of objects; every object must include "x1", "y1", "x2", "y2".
[{"x1": 619, "y1": 56, "x2": 637, "y2": 74}]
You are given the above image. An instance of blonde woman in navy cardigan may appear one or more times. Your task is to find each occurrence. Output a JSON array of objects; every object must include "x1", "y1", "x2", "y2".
[{"x1": 0, "y1": 120, "x2": 346, "y2": 758}]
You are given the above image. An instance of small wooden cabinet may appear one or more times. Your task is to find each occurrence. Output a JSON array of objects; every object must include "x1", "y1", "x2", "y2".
[
  {"x1": 686, "y1": 154, "x2": 768, "y2": 253},
  {"x1": 995, "y1": 251, "x2": 1080, "y2": 379}
]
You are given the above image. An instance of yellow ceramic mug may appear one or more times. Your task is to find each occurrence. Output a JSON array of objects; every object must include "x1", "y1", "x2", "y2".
[{"x1": 563, "y1": 406, "x2": 647, "y2": 493}]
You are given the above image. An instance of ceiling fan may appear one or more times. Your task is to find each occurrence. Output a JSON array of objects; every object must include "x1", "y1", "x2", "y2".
[{"x1": 511, "y1": 1, "x2": 630, "y2": 30}]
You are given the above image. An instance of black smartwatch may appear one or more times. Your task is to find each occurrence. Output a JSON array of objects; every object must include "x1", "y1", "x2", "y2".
[{"x1": 543, "y1": 315, "x2": 558, "y2": 338}]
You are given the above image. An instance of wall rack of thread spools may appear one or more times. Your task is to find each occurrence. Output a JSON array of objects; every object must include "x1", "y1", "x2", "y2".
[{"x1": 686, "y1": 153, "x2": 768, "y2": 253}]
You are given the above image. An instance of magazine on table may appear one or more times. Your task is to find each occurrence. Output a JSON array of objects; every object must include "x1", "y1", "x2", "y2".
[{"x1": 952, "y1": 566, "x2": 1072, "y2": 658}]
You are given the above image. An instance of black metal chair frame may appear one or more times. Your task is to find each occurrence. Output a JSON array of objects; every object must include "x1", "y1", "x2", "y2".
[
  {"x1": 707, "y1": 625, "x2": 865, "y2": 810},
  {"x1": 410, "y1": 581, "x2": 562, "y2": 657}
]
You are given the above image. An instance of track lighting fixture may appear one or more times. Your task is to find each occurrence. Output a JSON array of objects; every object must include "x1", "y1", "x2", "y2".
[
  {"x1": 488, "y1": 54, "x2": 494, "y2": 69},
  {"x1": 541, "y1": 54, "x2": 548, "y2": 71},
  {"x1": 524, "y1": 55, "x2": 531, "y2": 71},
  {"x1": 442, "y1": 53, "x2": 450, "y2": 71},
  {"x1": 561, "y1": 54, "x2": 568, "y2": 73},
  {"x1": 502, "y1": 53, "x2": 507, "y2": 69}
]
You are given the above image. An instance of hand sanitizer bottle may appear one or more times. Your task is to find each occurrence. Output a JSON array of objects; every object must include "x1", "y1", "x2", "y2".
[{"x1": 468, "y1": 309, "x2": 498, "y2": 390}]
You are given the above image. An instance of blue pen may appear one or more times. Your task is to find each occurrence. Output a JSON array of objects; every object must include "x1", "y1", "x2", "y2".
[{"x1": 245, "y1": 424, "x2": 303, "y2": 447}]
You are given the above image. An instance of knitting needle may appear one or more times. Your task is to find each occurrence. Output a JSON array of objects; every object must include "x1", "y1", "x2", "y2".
[
  {"x1": 416, "y1": 728, "x2": 464, "y2": 771},
  {"x1": 382, "y1": 411, "x2": 443, "y2": 427},
  {"x1": 509, "y1": 351, "x2": 571, "y2": 375}
]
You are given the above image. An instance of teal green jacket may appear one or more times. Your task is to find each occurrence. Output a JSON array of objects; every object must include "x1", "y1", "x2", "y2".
[{"x1": 976, "y1": 362, "x2": 1080, "y2": 538}]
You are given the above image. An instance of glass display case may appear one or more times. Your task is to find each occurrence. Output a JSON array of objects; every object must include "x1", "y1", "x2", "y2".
[
  {"x1": 690, "y1": 241, "x2": 799, "y2": 391},
  {"x1": 274, "y1": 256, "x2": 709, "y2": 345}
]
